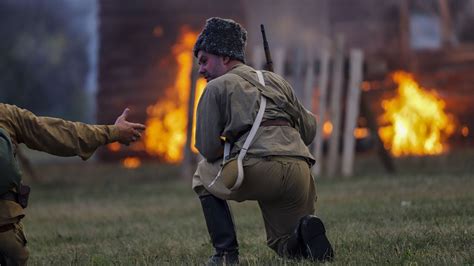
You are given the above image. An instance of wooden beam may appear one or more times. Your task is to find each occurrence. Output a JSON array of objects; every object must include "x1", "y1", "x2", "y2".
[
  {"x1": 342, "y1": 49, "x2": 364, "y2": 177},
  {"x1": 273, "y1": 47, "x2": 286, "y2": 76},
  {"x1": 438, "y1": 0, "x2": 456, "y2": 47},
  {"x1": 327, "y1": 34, "x2": 345, "y2": 178},
  {"x1": 313, "y1": 49, "x2": 330, "y2": 176},
  {"x1": 399, "y1": 0, "x2": 411, "y2": 69},
  {"x1": 303, "y1": 49, "x2": 315, "y2": 110},
  {"x1": 252, "y1": 45, "x2": 265, "y2": 70}
]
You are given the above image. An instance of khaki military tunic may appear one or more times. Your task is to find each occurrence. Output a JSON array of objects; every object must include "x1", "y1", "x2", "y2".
[
  {"x1": 0, "y1": 103, "x2": 120, "y2": 265},
  {"x1": 192, "y1": 64, "x2": 318, "y2": 255}
]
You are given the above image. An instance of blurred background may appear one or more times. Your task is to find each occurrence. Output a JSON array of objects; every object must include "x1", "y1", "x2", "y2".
[
  {"x1": 1, "y1": 0, "x2": 473, "y2": 177},
  {"x1": 2, "y1": 1, "x2": 473, "y2": 264}
]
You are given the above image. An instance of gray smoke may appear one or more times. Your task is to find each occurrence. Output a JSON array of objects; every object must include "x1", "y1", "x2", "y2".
[{"x1": 0, "y1": 0, "x2": 98, "y2": 122}]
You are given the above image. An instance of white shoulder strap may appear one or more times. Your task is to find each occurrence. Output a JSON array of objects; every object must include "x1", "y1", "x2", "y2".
[
  {"x1": 231, "y1": 71, "x2": 266, "y2": 190},
  {"x1": 210, "y1": 71, "x2": 267, "y2": 190}
]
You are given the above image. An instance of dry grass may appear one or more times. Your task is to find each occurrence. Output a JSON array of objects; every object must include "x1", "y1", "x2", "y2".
[{"x1": 20, "y1": 149, "x2": 474, "y2": 265}]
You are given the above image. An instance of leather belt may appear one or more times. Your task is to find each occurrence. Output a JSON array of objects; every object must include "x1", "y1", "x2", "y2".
[
  {"x1": 0, "y1": 223, "x2": 15, "y2": 233},
  {"x1": 261, "y1": 119, "x2": 291, "y2": 127}
]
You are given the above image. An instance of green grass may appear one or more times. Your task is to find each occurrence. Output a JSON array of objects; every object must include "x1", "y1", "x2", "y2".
[{"x1": 20, "y1": 149, "x2": 474, "y2": 265}]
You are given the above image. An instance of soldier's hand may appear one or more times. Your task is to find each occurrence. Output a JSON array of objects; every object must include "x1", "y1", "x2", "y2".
[{"x1": 114, "y1": 108, "x2": 146, "y2": 145}]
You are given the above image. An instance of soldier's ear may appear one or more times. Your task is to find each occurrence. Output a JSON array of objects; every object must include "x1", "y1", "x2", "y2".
[{"x1": 222, "y1": 56, "x2": 231, "y2": 65}]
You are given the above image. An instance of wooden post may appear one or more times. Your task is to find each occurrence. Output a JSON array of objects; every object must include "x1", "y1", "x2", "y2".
[
  {"x1": 290, "y1": 48, "x2": 305, "y2": 99},
  {"x1": 273, "y1": 47, "x2": 286, "y2": 76},
  {"x1": 252, "y1": 45, "x2": 264, "y2": 70},
  {"x1": 342, "y1": 49, "x2": 364, "y2": 177},
  {"x1": 313, "y1": 49, "x2": 330, "y2": 176},
  {"x1": 438, "y1": 0, "x2": 456, "y2": 47},
  {"x1": 303, "y1": 50, "x2": 315, "y2": 110},
  {"x1": 182, "y1": 58, "x2": 199, "y2": 179},
  {"x1": 303, "y1": 49, "x2": 316, "y2": 155},
  {"x1": 327, "y1": 34, "x2": 345, "y2": 178},
  {"x1": 399, "y1": 0, "x2": 411, "y2": 69}
]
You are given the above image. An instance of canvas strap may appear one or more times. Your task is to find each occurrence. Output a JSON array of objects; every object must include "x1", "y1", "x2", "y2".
[{"x1": 210, "y1": 71, "x2": 267, "y2": 190}]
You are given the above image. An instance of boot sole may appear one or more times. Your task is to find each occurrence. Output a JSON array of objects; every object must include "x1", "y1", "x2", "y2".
[{"x1": 300, "y1": 216, "x2": 334, "y2": 262}]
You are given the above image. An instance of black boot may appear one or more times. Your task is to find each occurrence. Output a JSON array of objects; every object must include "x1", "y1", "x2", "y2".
[
  {"x1": 299, "y1": 215, "x2": 334, "y2": 262},
  {"x1": 279, "y1": 218, "x2": 307, "y2": 259},
  {"x1": 199, "y1": 194, "x2": 239, "y2": 265}
]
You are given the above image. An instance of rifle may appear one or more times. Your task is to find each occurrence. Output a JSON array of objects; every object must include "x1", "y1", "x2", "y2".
[{"x1": 260, "y1": 24, "x2": 274, "y2": 72}]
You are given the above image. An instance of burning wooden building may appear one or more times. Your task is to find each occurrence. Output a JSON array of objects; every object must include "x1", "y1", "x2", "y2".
[{"x1": 97, "y1": 0, "x2": 474, "y2": 167}]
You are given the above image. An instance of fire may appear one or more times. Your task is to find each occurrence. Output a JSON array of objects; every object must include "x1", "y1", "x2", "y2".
[
  {"x1": 143, "y1": 27, "x2": 206, "y2": 163},
  {"x1": 461, "y1": 126, "x2": 469, "y2": 137},
  {"x1": 108, "y1": 142, "x2": 121, "y2": 152},
  {"x1": 322, "y1": 121, "x2": 368, "y2": 139},
  {"x1": 191, "y1": 78, "x2": 207, "y2": 153},
  {"x1": 379, "y1": 71, "x2": 455, "y2": 156},
  {"x1": 354, "y1": 127, "x2": 369, "y2": 139},
  {"x1": 323, "y1": 121, "x2": 333, "y2": 137},
  {"x1": 122, "y1": 157, "x2": 141, "y2": 169}
]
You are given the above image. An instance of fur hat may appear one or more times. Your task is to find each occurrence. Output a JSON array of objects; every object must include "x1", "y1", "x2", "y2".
[{"x1": 193, "y1": 17, "x2": 247, "y2": 63}]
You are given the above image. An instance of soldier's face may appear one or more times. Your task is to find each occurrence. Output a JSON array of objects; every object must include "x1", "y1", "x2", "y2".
[{"x1": 197, "y1": 51, "x2": 228, "y2": 82}]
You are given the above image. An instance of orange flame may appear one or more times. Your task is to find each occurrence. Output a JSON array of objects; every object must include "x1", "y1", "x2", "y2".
[
  {"x1": 143, "y1": 27, "x2": 206, "y2": 163},
  {"x1": 122, "y1": 157, "x2": 141, "y2": 169},
  {"x1": 323, "y1": 121, "x2": 333, "y2": 137},
  {"x1": 461, "y1": 126, "x2": 469, "y2": 137},
  {"x1": 108, "y1": 142, "x2": 121, "y2": 152},
  {"x1": 379, "y1": 71, "x2": 456, "y2": 156},
  {"x1": 191, "y1": 78, "x2": 207, "y2": 153}
]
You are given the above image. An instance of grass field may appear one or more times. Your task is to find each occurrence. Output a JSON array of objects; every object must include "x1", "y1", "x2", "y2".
[{"x1": 21, "y1": 149, "x2": 474, "y2": 265}]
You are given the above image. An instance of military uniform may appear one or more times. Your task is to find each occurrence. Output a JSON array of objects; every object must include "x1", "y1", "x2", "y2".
[
  {"x1": 193, "y1": 64, "x2": 319, "y2": 256},
  {"x1": 0, "y1": 103, "x2": 120, "y2": 265}
]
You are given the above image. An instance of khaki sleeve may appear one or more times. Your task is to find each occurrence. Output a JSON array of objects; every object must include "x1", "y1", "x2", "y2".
[
  {"x1": 4, "y1": 104, "x2": 119, "y2": 160},
  {"x1": 195, "y1": 84, "x2": 225, "y2": 162},
  {"x1": 284, "y1": 81, "x2": 317, "y2": 145}
]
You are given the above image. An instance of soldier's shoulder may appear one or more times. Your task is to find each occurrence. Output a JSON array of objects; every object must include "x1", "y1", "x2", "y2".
[{"x1": 207, "y1": 72, "x2": 241, "y2": 89}]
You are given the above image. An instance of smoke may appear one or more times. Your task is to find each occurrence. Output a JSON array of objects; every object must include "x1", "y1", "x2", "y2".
[
  {"x1": 64, "y1": 0, "x2": 99, "y2": 122},
  {"x1": 0, "y1": 0, "x2": 98, "y2": 122}
]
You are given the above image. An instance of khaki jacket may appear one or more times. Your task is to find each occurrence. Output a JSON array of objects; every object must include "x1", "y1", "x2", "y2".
[
  {"x1": 0, "y1": 103, "x2": 120, "y2": 225},
  {"x1": 195, "y1": 64, "x2": 317, "y2": 164}
]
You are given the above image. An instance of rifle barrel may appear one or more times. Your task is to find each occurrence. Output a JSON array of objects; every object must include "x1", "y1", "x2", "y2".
[{"x1": 260, "y1": 24, "x2": 274, "y2": 72}]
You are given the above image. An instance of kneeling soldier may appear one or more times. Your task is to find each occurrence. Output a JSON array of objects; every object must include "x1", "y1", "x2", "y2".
[{"x1": 192, "y1": 18, "x2": 334, "y2": 265}]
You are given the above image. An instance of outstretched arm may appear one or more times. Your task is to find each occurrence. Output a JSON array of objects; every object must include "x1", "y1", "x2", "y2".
[{"x1": 0, "y1": 104, "x2": 145, "y2": 160}]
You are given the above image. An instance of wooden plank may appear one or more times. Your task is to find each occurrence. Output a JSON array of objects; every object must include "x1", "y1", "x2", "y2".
[
  {"x1": 327, "y1": 34, "x2": 345, "y2": 178},
  {"x1": 342, "y1": 49, "x2": 364, "y2": 177},
  {"x1": 292, "y1": 48, "x2": 305, "y2": 99},
  {"x1": 313, "y1": 49, "x2": 330, "y2": 176},
  {"x1": 438, "y1": 0, "x2": 456, "y2": 47},
  {"x1": 303, "y1": 49, "x2": 315, "y2": 110},
  {"x1": 273, "y1": 47, "x2": 286, "y2": 76},
  {"x1": 399, "y1": 0, "x2": 411, "y2": 69},
  {"x1": 252, "y1": 45, "x2": 264, "y2": 70}
]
